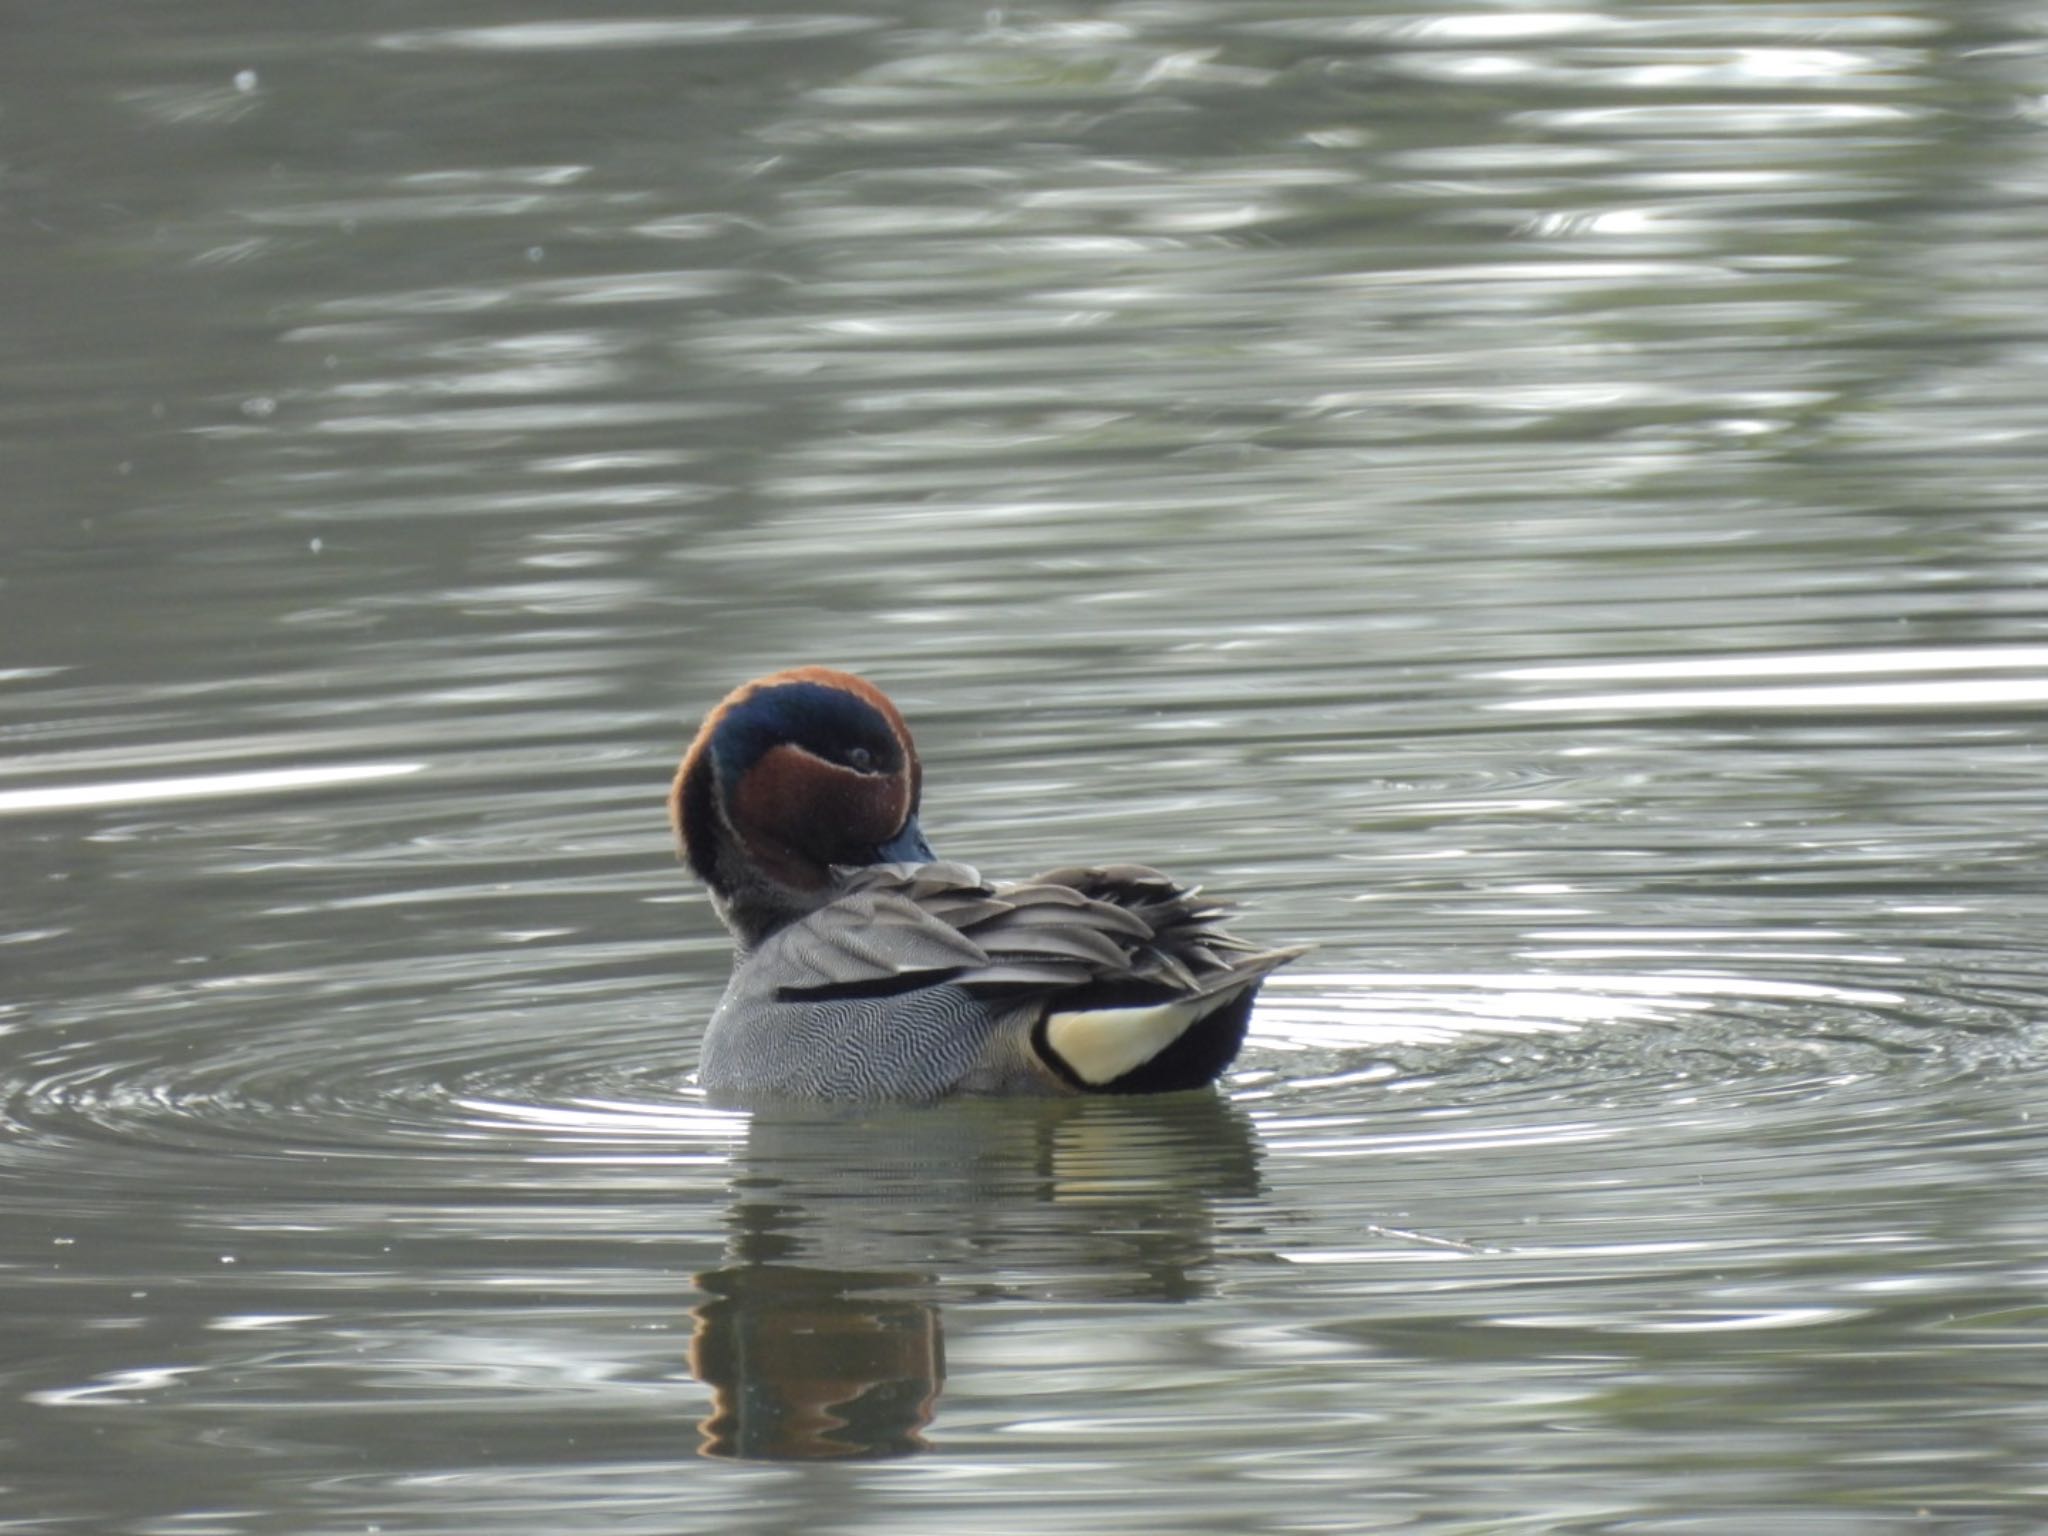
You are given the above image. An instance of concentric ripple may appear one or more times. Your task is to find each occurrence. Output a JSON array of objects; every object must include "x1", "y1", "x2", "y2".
[{"x1": 0, "y1": 944, "x2": 750, "y2": 1211}]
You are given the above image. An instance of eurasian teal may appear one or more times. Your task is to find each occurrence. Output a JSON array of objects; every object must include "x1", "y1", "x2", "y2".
[{"x1": 673, "y1": 666, "x2": 1303, "y2": 1101}]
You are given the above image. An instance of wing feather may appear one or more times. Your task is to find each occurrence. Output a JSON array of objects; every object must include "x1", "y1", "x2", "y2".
[{"x1": 763, "y1": 859, "x2": 1302, "y2": 1008}]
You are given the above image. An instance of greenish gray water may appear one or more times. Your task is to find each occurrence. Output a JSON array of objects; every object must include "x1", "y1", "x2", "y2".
[{"x1": 5, "y1": 2, "x2": 2048, "y2": 1530}]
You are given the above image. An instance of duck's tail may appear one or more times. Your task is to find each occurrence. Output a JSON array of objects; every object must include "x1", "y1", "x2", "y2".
[{"x1": 1039, "y1": 944, "x2": 1308, "y2": 1092}]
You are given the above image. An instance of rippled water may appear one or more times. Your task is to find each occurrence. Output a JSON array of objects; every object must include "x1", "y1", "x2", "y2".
[{"x1": 7, "y1": 1, "x2": 2048, "y2": 1530}]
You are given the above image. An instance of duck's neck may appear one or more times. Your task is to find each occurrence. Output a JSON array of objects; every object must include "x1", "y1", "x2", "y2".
[
  {"x1": 714, "y1": 889, "x2": 809, "y2": 954},
  {"x1": 707, "y1": 847, "x2": 845, "y2": 953}
]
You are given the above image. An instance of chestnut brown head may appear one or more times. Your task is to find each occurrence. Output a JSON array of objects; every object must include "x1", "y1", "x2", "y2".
[{"x1": 672, "y1": 667, "x2": 934, "y2": 946}]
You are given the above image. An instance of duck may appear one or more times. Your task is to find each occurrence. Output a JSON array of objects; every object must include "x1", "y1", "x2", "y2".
[{"x1": 672, "y1": 666, "x2": 1304, "y2": 1102}]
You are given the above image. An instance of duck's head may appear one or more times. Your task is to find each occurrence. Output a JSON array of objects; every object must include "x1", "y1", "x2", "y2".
[{"x1": 672, "y1": 667, "x2": 935, "y2": 947}]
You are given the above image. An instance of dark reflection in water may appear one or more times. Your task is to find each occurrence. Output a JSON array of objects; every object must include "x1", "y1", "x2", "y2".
[
  {"x1": 692, "y1": 1262, "x2": 944, "y2": 1460},
  {"x1": 692, "y1": 1095, "x2": 1261, "y2": 1458}
]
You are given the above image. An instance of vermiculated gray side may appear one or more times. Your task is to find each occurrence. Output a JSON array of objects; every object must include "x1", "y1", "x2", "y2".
[{"x1": 699, "y1": 981, "x2": 1009, "y2": 1101}]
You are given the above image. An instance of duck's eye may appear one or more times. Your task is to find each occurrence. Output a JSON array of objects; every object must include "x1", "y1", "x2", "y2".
[{"x1": 843, "y1": 745, "x2": 877, "y2": 772}]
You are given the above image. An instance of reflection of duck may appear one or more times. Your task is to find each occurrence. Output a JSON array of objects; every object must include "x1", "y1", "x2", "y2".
[
  {"x1": 672, "y1": 667, "x2": 1304, "y2": 1101},
  {"x1": 691, "y1": 1262, "x2": 942, "y2": 1460},
  {"x1": 690, "y1": 1093, "x2": 1262, "y2": 1459}
]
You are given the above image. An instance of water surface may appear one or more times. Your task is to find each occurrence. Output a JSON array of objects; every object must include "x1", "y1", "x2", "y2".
[{"x1": 6, "y1": 1, "x2": 2048, "y2": 1531}]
